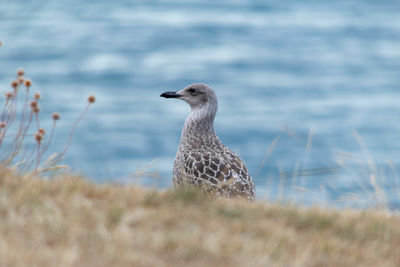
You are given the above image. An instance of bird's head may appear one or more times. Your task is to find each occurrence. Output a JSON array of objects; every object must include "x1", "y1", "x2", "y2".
[{"x1": 161, "y1": 83, "x2": 217, "y2": 110}]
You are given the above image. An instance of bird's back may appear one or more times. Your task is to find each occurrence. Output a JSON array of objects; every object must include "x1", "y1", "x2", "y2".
[{"x1": 173, "y1": 138, "x2": 255, "y2": 201}]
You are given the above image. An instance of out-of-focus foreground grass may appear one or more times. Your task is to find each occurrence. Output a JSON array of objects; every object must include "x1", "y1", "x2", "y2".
[{"x1": 0, "y1": 168, "x2": 399, "y2": 267}]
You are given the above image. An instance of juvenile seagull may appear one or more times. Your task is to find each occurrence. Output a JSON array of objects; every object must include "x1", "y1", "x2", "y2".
[{"x1": 161, "y1": 83, "x2": 255, "y2": 201}]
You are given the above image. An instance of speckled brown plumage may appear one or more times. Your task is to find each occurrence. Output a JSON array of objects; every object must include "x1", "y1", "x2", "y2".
[{"x1": 161, "y1": 83, "x2": 255, "y2": 201}]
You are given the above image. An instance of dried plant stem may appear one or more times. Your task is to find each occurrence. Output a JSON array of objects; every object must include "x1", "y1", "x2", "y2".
[
  {"x1": 7, "y1": 88, "x2": 18, "y2": 126},
  {"x1": 55, "y1": 103, "x2": 92, "y2": 162},
  {"x1": 18, "y1": 143, "x2": 38, "y2": 175},
  {"x1": 40, "y1": 120, "x2": 57, "y2": 156},
  {"x1": 34, "y1": 143, "x2": 42, "y2": 173},
  {"x1": 0, "y1": 100, "x2": 9, "y2": 122},
  {"x1": 18, "y1": 88, "x2": 30, "y2": 134},
  {"x1": 0, "y1": 127, "x2": 7, "y2": 148},
  {"x1": 35, "y1": 113, "x2": 40, "y2": 130}
]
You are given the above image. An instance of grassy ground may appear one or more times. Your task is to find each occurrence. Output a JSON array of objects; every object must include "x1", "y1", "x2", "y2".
[{"x1": 0, "y1": 169, "x2": 399, "y2": 267}]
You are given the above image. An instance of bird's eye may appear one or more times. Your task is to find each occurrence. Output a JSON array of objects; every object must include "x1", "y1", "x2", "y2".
[{"x1": 188, "y1": 88, "x2": 196, "y2": 94}]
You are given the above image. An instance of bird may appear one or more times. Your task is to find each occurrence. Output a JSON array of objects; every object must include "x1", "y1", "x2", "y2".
[{"x1": 160, "y1": 83, "x2": 255, "y2": 201}]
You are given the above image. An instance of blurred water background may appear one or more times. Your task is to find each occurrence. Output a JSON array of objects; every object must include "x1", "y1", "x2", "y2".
[{"x1": 1, "y1": 0, "x2": 400, "y2": 208}]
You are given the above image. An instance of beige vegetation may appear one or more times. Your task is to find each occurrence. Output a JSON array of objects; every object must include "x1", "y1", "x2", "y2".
[{"x1": 0, "y1": 168, "x2": 399, "y2": 267}]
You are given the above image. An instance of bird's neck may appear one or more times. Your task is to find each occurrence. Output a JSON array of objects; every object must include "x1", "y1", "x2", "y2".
[{"x1": 180, "y1": 103, "x2": 219, "y2": 145}]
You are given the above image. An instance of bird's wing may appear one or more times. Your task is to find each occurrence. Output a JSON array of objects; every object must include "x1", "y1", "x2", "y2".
[{"x1": 182, "y1": 150, "x2": 255, "y2": 199}]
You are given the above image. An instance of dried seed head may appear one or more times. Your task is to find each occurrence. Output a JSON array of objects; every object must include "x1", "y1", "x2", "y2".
[
  {"x1": 34, "y1": 133, "x2": 43, "y2": 143},
  {"x1": 17, "y1": 68, "x2": 25, "y2": 77},
  {"x1": 18, "y1": 77, "x2": 25, "y2": 84},
  {"x1": 30, "y1": 101, "x2": 38, "y2": 109},
  {"x1": 0, "y1": 122, "x2": 6, "y2": 128},
  {"x1": 88, "y1": 95, "x2": 96, "y2": 103},
  {"x1": 5, "y1": 92, "x2": 13, "y2": 100},
  {"x1": 11, "y1": 80, "x2": 18, "y2": 89},
  {"x1": 52, "y1": 112, "x2": 60, "y2": 120},
  {"x1": 33, "y1": 107, "x2": 40, "y2": 113},
  {"x1": 34, "y1": 92, "x2": 41, "y2": 100},
  {"x1": 38, "y1": 128, "x2": 46, "y2": 136},
  {"x1": 0, "y1": 41, "x2": 2, "y2": 46},
  {"x1": 24, "y1": 79, "x2": 32, "y2": 87}
]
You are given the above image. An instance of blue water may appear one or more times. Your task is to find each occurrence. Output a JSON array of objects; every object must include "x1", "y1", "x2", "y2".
[{"x1": 1, "y1": 1, "x2": 400, "y2": 209}]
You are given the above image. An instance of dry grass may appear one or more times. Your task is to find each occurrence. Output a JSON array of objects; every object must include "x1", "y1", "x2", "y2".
[{"x1": 0, "y1": 168, "x2": 399, "y2": 267}]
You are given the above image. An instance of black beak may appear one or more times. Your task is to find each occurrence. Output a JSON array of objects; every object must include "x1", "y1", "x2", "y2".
[{"x1": 160, "y1": 91, "x2": 182, "y2": 98}]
